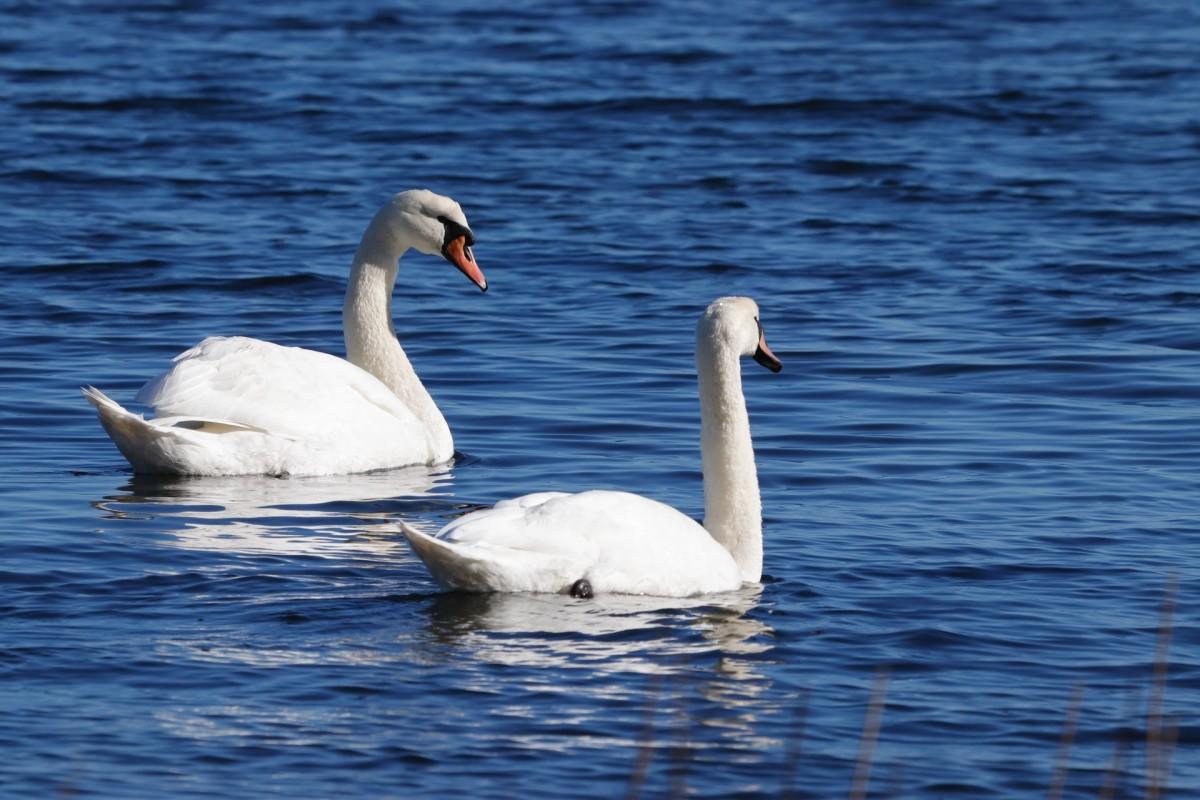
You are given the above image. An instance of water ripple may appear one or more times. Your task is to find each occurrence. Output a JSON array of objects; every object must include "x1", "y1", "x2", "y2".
[{"x1": 1, "y1": 0, "x2": 1197, "y2": 798}]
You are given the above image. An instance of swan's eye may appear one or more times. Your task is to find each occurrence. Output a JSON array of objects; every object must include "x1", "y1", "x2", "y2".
[{"x1": 437, "y1": 214, "x2": 475, "y2": 247}]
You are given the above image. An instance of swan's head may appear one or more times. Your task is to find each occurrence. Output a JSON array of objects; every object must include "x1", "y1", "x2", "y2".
[
  {"x1": 386, "y1": 189, "x2": 487, "y2": 292},
  {"x1": 698, "y1": 296, "x2": 782, "y2": 372}
]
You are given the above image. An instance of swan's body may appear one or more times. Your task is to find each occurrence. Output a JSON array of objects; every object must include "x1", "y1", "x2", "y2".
[
  {"x1": 84, "y1": 189, "x2": 486, "y2": 477},
  {"x1": 402, "y1": 296, "x2": 781, "y2": 598},
  {"x1": 404, "y1": 490, "x2": 744, "y2": 597}
]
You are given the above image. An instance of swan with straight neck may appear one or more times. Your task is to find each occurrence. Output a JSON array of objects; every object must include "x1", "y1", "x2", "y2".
[{"x1": 401, "y1": 296, "x2": 782, "y2": 598}]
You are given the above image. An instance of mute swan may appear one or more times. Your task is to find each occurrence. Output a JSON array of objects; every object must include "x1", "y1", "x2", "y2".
[
  {"x1": 83, "y1": 189, "x2": 486, "y2": 476},
  {"x1": 401, "y1": 296, "x2": 782, "y2": 598}
]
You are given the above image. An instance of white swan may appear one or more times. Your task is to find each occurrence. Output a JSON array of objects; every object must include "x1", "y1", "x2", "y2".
[
  {"x1": 83, "y1": 189, "x2": 486, "y2": 477},
  {"x1": 401, "y1": 296, "x2": 782, "y2": 598}
]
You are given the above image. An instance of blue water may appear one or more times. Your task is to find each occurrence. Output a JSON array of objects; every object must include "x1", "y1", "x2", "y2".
[{"x1": 1, "y1": 1, "x2": 1197, "y2": 797}]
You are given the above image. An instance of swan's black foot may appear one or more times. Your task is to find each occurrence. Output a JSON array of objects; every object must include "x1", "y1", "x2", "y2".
[{"x1": 569, "y1": 578, "x2": 594, "y2": 599}]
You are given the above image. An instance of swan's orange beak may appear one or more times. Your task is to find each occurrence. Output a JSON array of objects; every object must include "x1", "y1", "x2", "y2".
[
  {"x1": 753, "y1": 329, "x2": 782, "y2": 372},
  {"x1": 443, "y1": 235, "x2": 487, "y2": 292}
]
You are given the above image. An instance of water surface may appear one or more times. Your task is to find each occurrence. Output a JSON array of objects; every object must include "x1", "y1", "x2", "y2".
[{"x1": 1, "y1": 1, "x2": 1197, "y2": 797}]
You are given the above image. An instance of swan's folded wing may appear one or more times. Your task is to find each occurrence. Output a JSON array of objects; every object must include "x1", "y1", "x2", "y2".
[
  {"x1": 438, "y1": 492, "x2": 593, "y2": 559},
  {"x1": 136, "y1": 336, "x2": 425, "y2": 439}
]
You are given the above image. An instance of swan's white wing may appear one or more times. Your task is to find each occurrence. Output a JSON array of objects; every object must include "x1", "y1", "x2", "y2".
[
  {"x1": 137, "y1": 336, "x2": 424, "y2": 439},
  {"x1": 416, "y1": 490, "x2": 742, "y2": 597}
]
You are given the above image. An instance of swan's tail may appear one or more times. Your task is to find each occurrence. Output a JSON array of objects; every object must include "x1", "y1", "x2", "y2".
[
  {"x1": 83, "y1": 385, "x2": 150, "y2": 442},
  {"x1": 81, "y1": 385, "x2": 124, "y2": 417},
  {"x1": 83, "y1": 385, "x2": 234, "y2": 474},
  {"x1": 84, "y1": 386, "x2": 291, "y2": 475},
  {"x1": 82, "y1": 386, "x2": 174, "y2": 473},
  {"x1": 399, "y1": 521, "x2": 492, "y2": 592},
  {"x1": 399, "y1": 520, "x2": 583, "y2": 594}
]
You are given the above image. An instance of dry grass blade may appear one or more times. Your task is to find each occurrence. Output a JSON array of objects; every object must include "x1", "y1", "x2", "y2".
[
  {"x1": 778, "y1": 689, "x2": 811, "y2": 800},
  {"x1": 1047, "y1": 683, "x2": 1085, "y2": 800},
  {"x1": 1098, "y1": 695, "x2": 1137, "y2": 800},
  {"x1": 624, "y1": 673, "x2": 663, "y2": 800},
  {"x1": 666, "y1": 693, "x2": 692, "y2": 800},
  {"x1": 848, "y1": 666, "x2": 890, "y2": 800},
  {"x1": 1145, "y1": 576, "x2": 1178, "y2": 800}
]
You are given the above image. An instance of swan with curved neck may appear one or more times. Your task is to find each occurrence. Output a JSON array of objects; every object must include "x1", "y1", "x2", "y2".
[
  {"x1": 84, "y1": 189, "x2": 486, "y2": 477},
  {"x1": 401, "y1": 296, "x2": 781, "y2": 598}
]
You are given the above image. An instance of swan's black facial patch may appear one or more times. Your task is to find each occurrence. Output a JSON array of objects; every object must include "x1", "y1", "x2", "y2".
[
  {"x1": 569, "y1": 578, "x2": 594, "y2": 599},
  {"x1": 437, "y1": 215, "x2": 475, "y2": 249},
  {"x1": 753, "y1": 317, "x2": 783, "y2": 373}
]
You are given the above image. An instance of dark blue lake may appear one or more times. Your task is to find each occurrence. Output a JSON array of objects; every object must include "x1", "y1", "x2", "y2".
[{"x1": 1, "y1": 1, "x2": 1197, "y2": 797}]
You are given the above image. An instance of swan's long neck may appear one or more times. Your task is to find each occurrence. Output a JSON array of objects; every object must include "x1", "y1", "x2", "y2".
[
  {"x1": 697, "y1": 335, "x2": 762, "y2": 583},
  {"x1": 342, "y1": 210, "x2": 452, "y2": 458}
]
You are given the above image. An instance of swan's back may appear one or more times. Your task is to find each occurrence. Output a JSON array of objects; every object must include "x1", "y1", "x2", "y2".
[
  {"x1": 414, "y1": 490, "x2": 743, "y2": 596},
  {"x1": 138, "y1": 337, "x2": 421, "y2": 437}
]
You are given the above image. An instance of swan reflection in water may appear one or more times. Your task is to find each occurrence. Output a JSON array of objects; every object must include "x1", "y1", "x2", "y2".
[
  {"x1": 421, "y1": 585, "x2": 779, "y2": 749},
  {"x1": 92, "y1": 463, "x2": 458, "y2": 557},
  {"x1": 427, "y1": 586, "x2": 770, "y2": 661},
  {"x1": 94, "y1": 466, "x2": 782, "y2": 757}
]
